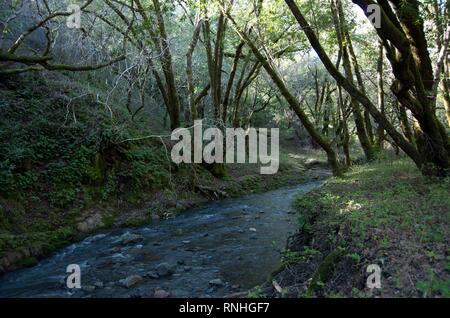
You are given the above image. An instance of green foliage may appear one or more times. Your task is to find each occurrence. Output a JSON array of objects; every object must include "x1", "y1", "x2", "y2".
[
  {"x1": 247, "y1": 286, "x2": 266, "y2": 298},
  {"x1": 0, "y1": 76, "x2": 172, "y2": 209},
  {"x1": 292, "y1": 158, "x2": 450, "y2": 297},
  {"x1": 416, "y1": 270, "x2": 450, "y2": 298},
  {"x1": 0, "y1": 227, "x2": 75, "y2": 253},
  {"x1": 118, "y1": 146, "x2": 171, "y2": 191},
  {"x1": 282, "y1": 247, "x2": 321, "y2": 266}
]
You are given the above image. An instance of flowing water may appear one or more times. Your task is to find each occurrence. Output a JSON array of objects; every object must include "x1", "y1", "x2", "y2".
[{"x1": 0, "y1": 180, "x2": 325, "y2": 298}]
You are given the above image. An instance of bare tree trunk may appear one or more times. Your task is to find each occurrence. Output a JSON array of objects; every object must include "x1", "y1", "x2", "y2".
[
  {"x1": 337, "y1": 85, "x2": 351, "y2": 166},
  {"x1": 152, "y1": 0, "x2": 181, "y2": 130},
  {"x1": 186, "y1": 17, "x2": 203, "y2": 122},
  {"x1": 222, "y1": 41, "x2": 245, "y2": 123},
  {"x1": 376, "y1": 41, "x2": 385, "y2": 148},
  {"x1": 442, "y1": 58, "x2": 450, "y2": 127},
  {"x1": 203, "y1": 1, "x2": 233, "y2": 125},
  {"x1": 336, "y1": 0, "x2": 374, "y2": 143},
  {"x1": 232, "y1": 61, "x2": 261, "y2": 128},
  {"x1": 332, "y1": 0, "x2": 375, "y2": 161}
]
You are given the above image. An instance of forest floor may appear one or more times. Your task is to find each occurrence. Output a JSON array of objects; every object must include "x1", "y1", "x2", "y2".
[{"x1": 260, "y1": 158, "x2": 449, "y2": 298}]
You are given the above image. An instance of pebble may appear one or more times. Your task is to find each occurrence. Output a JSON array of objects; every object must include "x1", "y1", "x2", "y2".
[
  {"x1": 154, "y1": 288, "x2": 171, "y2": 298},
  {"x1": 118, "y1": 233, "x2": 144, "y2": 246},
  {"x1": 209, "y1": 279, "x2": 224, "y2": 286},
  {"x1": 82, "y1": 285, "x2": 96, "y2": 292},
  {"x1": 94, "y1": 282, "x2": 104, "y2": 288},
  {"x1": 155, "y1": 263, "x2": 174, "y2": 277},
  {"x1": 145, "y1": 271, "x2": 159, "y2": 279},
  {"x1": 183, "y1": 266, "x2": 192, "y2": 272},
  {"x1": 120, "y1": 275, "x2": 144, "y2": 288}
]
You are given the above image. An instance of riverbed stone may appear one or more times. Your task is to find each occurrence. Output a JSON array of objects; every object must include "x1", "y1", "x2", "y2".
[
  {"x1": 209, "y1": 279, "x2": 224, "y2": 286},
  {"x1": 77, "y1": 212, "x2": 104, "y2": 233},
  {"x1": 154, "y1": 288, "x2": 171, "y2": 298},
  {"x1": 155, "y1": 262, "x2": 174, "y2": 277},
  {"x1": 183, "y1": 266, "x2": 192, "y2": 272},
  {"x1": 82, "y1": 285, "x2": 96, "y2": 292},
  {"x1": 121, "y1": 275, "x2": 144, "y2": 288},
  {"x1": 118, "y1": 233, "x2": 144, "y2": 246},
  {"x1": 145, "y1": 271, "x2": 159, "y2": 279},
  {"x1": 94, "y1": 282, "x2": 104, "y2": 288}
]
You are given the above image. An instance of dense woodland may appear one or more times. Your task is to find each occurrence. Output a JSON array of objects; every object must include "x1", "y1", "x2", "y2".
[{"x1": 0, "y1": 0, "x2": 449, "y2": 298}]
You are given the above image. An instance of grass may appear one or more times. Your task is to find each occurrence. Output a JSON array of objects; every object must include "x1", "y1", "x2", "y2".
[{"x1": 272, "y1": 158, "x2": 449, "y2": 298}]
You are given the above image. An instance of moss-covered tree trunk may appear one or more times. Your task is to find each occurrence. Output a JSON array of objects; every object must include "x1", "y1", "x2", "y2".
[
  {"x1": 286, "y1": 0, "x2": 449, "y2": 176},
  {"x1": 224, "y1": 9, "x2": 343, "y2": 177}
]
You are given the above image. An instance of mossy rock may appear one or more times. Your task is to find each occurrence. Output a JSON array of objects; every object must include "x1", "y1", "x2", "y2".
[{"x1": 306, "y1": 248, "x2": 346, "y2": 297}]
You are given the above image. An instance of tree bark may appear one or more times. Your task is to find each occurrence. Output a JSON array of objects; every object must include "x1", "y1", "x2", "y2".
[
  {"x1": 285, "y1": 0, "x2": 425, "y2": 172},
  {"x1": 351, "y1": 0, "x2": 450, "y2": 175},
  {"x1": 186, "y1": 17, "x2": 203, "y2": 122},
  {"x1": 152, "y1": 0, "x2": 182, "y2": 130},
  {"x1": 376, "y1": 41, "x2": 386, "y2": 148},
  {"x1": 222, "y1": 41, "x2": 245, "y2": 123},
  {"x1": 332, "y1": 0, "x2": 375, "y2": 161}
]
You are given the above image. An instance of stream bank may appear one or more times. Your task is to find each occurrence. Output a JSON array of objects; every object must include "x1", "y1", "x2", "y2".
[
  {"x1": 0, "y1": 148, "x2": 329, "y2": 275},
  {"x1": 0, "y1": 179, "x2": 328, "y2": 298},
  {"x1": 262, "y1": 159, "x2": 449, "y2": 298}
]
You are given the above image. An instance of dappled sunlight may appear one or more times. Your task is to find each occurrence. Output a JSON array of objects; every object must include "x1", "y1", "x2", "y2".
[
  {"x1": 288, "y1": 153, "x2": 303, "y2": 159},
  {"x1": 339, "y1": 200, "x2": 363, "y2": 215}
]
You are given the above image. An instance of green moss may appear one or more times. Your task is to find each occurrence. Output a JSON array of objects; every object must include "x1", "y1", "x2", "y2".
[
  {"x1": 306, "y1": 249, "x2": 346, "y2": 297},
  {"x1": 17, "y1": 256, "x2": 38, "y2": 268},
  {"x1": 209, "y1": 163, "x2": 228, "y2": 179},
  {"x1": 101, "y1": 213, "x2": 116, "y2": 229}
]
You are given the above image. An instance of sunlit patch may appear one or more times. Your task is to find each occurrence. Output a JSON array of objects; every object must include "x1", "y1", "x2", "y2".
[
  {"x1": 340, "y1": 200, "x2": 362, "y2": 214},
  {"x1": 288, "y1": 153, "x2": 302, "y2": 159}
]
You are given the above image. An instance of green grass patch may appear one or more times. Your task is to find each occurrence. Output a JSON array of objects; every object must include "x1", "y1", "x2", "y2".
[{"x1": 291, "y1": 158, "x2": 449, "y2": 297}]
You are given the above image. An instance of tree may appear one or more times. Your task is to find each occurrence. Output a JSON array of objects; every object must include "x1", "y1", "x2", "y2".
[
  {"x1": 220, "y1": 2, "x2": 344, "y2": 176},
  {"x1": 285, "y1": 0, "x2": 450, "y2": 176},
  {"x1": 0, "y1": 0, "x2": 125, "y2": 75}
]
